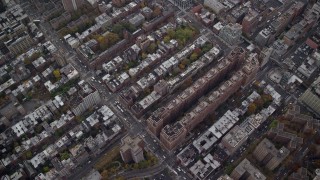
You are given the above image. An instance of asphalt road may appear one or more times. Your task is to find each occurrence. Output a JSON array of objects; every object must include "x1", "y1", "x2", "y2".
[
  {"x1": 69, "y1": 132, "x2": 126, "y2": 180},
  {"x1": 21, "y1": 1, "x2": 314, "y2": 179},
  {"x1": 114, "y1": 163, "x2": 165, "y2": 179}
]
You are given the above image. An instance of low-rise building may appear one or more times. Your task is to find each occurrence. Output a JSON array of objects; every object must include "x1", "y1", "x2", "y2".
[
  {"x1": 68, "y1": 80, "x2": 101, "y2": 116},
  {"x1": 190, "y1": 154, "x2": 220, "y2": 179},
  {"x1": 129, "y1": 13, "x2": 145, "y2": 27}
]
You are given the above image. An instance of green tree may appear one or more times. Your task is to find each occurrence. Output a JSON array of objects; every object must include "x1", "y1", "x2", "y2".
[
  {"x1": 269, "y1": 119, "x2": 278, "y2": 129},
  {"x1": 106, "y1": 33, "x2": 120, "y2": 46},
  {"x1": 133, "y1": 163, "x2": 139, "y2": 169},
  {"x1": 25, "y1": 151, "x2": 33, "y2": 159},
  {"x1": 23, "y1": 58, "x2": 31, "y2": 64},
  {"x1": 202, "y1": 42, "x2": 213, "y2": 53},
  {"x1": 112, "y1": 23, "x2": 124, "y2": 35},
  {"x1": 60, "y1": 152, "x2": 70, "y2": 160},
  {"x1": 175, "y1": 27, "x2": 195, "y2": 45},
  {"x1": 43, "y1": 166, "x2": 50, "y2": 173},
  {"x1": 167, "y1": 29, "x2": 175, "y2": 39},
  {"x1": 141, "y1": 52, "x2": 148, "y2": 59},
  {"x1": 75, "y1": 116, "x2": 84, "y2": 122},
  {"x1": 163, "y1": 35, "x2": 171, "y2": 43},
  {"x1": 35, "y1": 125, "x2": 43, "y2": 133},
  {"x1": 122, "y1": 22, "x2": 136, "y2": 33},
  {"x1": 58, "y1": 27, "x2": 72, "y2": 37},
  {"x1": 146, "y1": 42, "x2": 157, "y2": 54},
  {"x1": 190, "y1": 53, "x2": 198, "y2": 62},
  {"x1": 261, "y1": 94, "x2": 273, "y2": 107},
  {"x1": 14, "y1": 141, "x2": 20, "y2": 148}
]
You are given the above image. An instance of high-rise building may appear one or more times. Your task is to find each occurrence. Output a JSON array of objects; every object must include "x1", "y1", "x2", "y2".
[
  {"x1": 242, "y1": 53, "x2": 260, "y2": 86},
  {"x1": 299, "y1": 76, "x2": 320, "y2": 116},
  {"x1": 69, "y1": 80, "x2": 101, "y2": 116},
  {"x1": 259, "y1": 47, "x2": 273, "y2": 67},
  {"x1": 255, "y1": 27, "x2": 275, "y2": 47},
  {"x1": 231, "y1": 159, "x2": 266, "y2": 180},
  {"x1": 220, "y1": 125, "x2": 249, "y2": 155},
  {"x1": 160, "y1": 122, "x2": 187, "y2": 151},
  {"x1": 253, "y1": 138, "x2": 290, "y2": 171},
  {"x1": 268, "y1": 123, "x2": 303, "y2": 151},
  {"x1": 242, "y1": 9, "x2": 259, "y2": 35},
  {"x1": 62, "y1": 0, "x2": 84, "y2": 12},
  {"x1": 219, "y1": 23, "x2": 243, "y2": 46},
  {"x1": 120, "y1": 135, "x2": 145, "y2": 163}
]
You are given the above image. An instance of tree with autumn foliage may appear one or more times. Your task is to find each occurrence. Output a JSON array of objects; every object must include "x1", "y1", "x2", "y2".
[
  {"x1": 253, "y1": 98, "x2": 264, "y2": 111},
  {"x1": 247, "y1": 103, "x2": 257, "y2": 115},
  {"x1": 152, "y1": 6, "x2": 162, "y2": 17},
  {"x1": 190, "y1": 52, "x2": 199, "y2": 62},
  {"x1": 261, "y1": 94, "x2": 273, "y2": 107},
  {"x1": 193, "y1": 47, "x2": 202, "y2": 55},
  {"x1": 53, "y1": 69, "x2": 61, "y2": 80},
  {"x1": 96, "y1": 33, "x2": 120, "y2": 51},
  {"x1": 146, "y1": 42, "x2": 157, "y2": 54}
]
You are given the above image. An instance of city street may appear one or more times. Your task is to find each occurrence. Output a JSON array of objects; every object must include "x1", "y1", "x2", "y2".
[{"x1": 14, "y1": 0, "x2": 320, "y2": 179}]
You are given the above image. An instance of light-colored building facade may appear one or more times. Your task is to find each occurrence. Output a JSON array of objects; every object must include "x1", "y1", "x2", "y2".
[{"x1": 299, "y1": 76, "x2": 320, "y2": 116}]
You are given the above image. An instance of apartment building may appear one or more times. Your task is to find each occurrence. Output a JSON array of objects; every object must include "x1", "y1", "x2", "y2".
[
  {"x1": 253, "y1": 138, "x2": 289, "y2": 170},
  {"x1": 231, "y1": 159, "x2": 266, "y2": 180},
  {"x1": 147, "y1": 47, "x2": 246, "y2": 137},
  {"x1": 69, "y1": 80, "x2": 101, "y2": 116},
  {"x1": 62, "y1": 0, "x2": 84, "y2": 12},
  {"x1": 120, "y1": 135, "x2": 145, "y2": 163}
]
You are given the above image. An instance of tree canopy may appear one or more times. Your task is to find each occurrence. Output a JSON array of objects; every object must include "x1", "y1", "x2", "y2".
[{"x1": 53, "y1": 69, "x2": 61, "y2": 79}]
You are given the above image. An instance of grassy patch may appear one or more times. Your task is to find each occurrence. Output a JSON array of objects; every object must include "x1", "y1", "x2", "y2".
[
  {"x1": 269, "y1": 119, "x2": 278, "y2": 129},
  {"x1": 94, "y1": 146, "x2": 121, "y2": 172}
]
